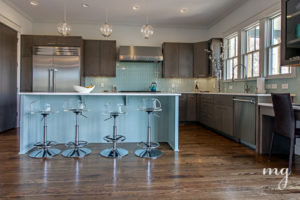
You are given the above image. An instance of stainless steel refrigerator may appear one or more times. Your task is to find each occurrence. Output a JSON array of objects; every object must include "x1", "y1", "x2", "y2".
[{"x1": 33, "y1": 46, "x2": 81, "y2": 92}]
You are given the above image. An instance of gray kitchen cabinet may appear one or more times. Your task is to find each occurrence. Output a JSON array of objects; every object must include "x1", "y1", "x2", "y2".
[
  {"x1": 186, "y1": 94, "x2": 197, "y2": 121},
  {"x1": 179, "y1": 43, "x2": 194, "y2": 78},
  {"x1": 162, "y1": 43, "x2": 179, "y2": 78},
  {"x1": 162, "y1": 42, "x2": 194, "y2": 78},
  {"x1": 193, "y1": 41, "x2": 209, "y2": 78},
  {"x1": 84, "y1": 40, "x2": 116, "y2": 77},
  {"x1": 179, "y1": 94, "x2": 197, "y2": 122},
  {"x1": 179, "y1": 94, "x2": 187, "y2": 122}
]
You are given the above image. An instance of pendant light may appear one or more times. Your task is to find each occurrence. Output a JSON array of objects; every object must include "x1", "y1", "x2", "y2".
[
  {"x1": 57, "y1": 0, "x2": 71, "y2": 36},
  {"x1": 141, "y1": 0, "x2": 154, "y2": 39},
  {"x1": 100, "y1": 9, "x2": 113, "y2": 38}
]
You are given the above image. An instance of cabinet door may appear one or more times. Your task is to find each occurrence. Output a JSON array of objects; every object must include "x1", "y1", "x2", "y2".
[
  {"x1": 194, "y1": 42, "x2": 209, "y2": 78},
  {"x1": 222, "y1": 106, "x2": 233, "y2": 136},
  {"x1": 56, "y1": 36, "x2": 82, "y2": 47},
  {"x1": 214, "y1": 105, "x2": 222, "y2": 131},
  {"x1": 99, "y1": 40, "x2": 116, "y2": 77},
  {"x1": 179, "y1": 94, "x2": 187, "y2": 122},
  {"x1": 187, "y1": 94, "x2": 197, "y2": 121},
  {"x1": 84, "y1": 40, "x2": 100, "y2": 76},
  {"x1": 196, "y1": 95, "x2": 202, "y2": 122},
  {"x1": 179, "y1": 43, "x2": 194, "y2": 77},
  {"x1": 21, "y1": 35, "x2": 33, "y2": 57},
  {"x1": 32, "y1": 35, "x2": 57, "y2": 46},
  {"x1": 163, "y1": 43, "x2": 179, "y2": 78},
  {"x1": 20, "y1": 57, "x2": 32, "y2": 92}
]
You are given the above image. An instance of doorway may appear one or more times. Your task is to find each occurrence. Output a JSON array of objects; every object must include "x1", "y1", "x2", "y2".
[{"x1": 0, "y1": 22, "x2": 17, "y2": 132}]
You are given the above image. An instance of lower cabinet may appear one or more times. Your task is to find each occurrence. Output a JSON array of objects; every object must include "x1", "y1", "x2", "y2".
[
  {"x1": 196, "y1": 94, "x2": 233, "y2": 137},
  {"x1": 179, "y1": 94, "x2": 197, "y2": 122}
]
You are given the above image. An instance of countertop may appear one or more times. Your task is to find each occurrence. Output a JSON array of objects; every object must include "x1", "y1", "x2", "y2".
[
  {"x1": 19, "y1": 92, "x2": 181, "y2": 96},
  {"x1": 258, "y1": 103, "x2": 300, "y2": 110},
  {"x1": 180, "y1": 92, "x2": 274, "y2": 97}
]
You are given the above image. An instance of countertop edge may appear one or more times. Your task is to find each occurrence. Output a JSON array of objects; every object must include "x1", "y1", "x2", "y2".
[{"x1": 18, "y1": 92, "x2": 181, "y2": 96}]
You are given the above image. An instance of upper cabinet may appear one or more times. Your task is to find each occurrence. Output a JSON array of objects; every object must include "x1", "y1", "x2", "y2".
[
  {"x1": 163, "y1": 42, "x2": 210, "y2": 78},
  {"x1": 84, "y1": 40, "x2": 116, "y2": 77},
  {"x1": 281, "y1": 0, "x2": 300, "y2": 66},
  {"x1": 162, "y1": 42, "x2": 194, "y2": 78},
  {"x1": 194, "y1": 41, "x2": 210, "y2": 78}
]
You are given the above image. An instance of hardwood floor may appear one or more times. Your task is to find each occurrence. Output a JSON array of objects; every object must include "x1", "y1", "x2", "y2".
[{"x1": 0, "y1": 124, "x2": 300, "y2": 199}]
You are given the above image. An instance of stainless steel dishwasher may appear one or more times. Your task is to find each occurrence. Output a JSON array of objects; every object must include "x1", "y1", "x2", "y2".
[{"x1": 233, "y1": 97, "x2": 256, "y2": 149}]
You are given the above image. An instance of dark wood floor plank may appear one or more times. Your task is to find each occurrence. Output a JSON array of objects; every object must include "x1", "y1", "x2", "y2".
[{"x1": 0, "y1": 124, "x2": 299, "y2": 199}]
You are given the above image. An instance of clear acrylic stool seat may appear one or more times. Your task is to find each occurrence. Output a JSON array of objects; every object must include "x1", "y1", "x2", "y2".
[
  {"x1": 61, "y1": 108, "x2": 91, "y2": 158},
  {"x1": 100, "y1": 109, "x2": 128, "y2": 158},
  {"x1": 29, "y1": 111, "x2": 60, "y2": 158}
]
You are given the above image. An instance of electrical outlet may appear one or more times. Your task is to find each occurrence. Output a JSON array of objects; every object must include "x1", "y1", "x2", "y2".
[
  {"x1": 266, "y1": 84, "x2": 271, "y2": 89},
  {"x1": 271, "y1": 84, "x2": 277, "y2": 89},
  {"x1": 213, "y1": 83, "x2": 216, "y2": 89},
  {"x1": 229, "y1": 85, "x2": 233, "y2": 90},
  {"x1": 100, "y1": 82, "x2": 105, "y2": 88},
  {"x1": 282, "y1": 83, "x2": 288, "y2": 89}
]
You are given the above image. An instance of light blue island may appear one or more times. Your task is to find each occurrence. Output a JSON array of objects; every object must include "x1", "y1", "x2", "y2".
[{"x1": 19, "y1": 92, "x2": 180, "y2": 154}]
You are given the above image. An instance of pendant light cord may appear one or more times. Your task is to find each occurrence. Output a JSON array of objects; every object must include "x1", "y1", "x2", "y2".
[{"x1": 64, "y1": 0, "x2": 67, "y2": 22}]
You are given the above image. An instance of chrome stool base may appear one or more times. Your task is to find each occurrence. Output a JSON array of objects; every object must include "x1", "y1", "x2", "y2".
[
  {"x1": 61, "y1": 148, "x2": 91, "y2": 158},
  {"x1": 29, "y1": 148, "x2": 60, "y2": 158},
  {"x1": 100, "y1": 148, "x2": 128, "y2": 158},
  {"x1": 135, "y1": 149, "x2": 162, "y2": 159}
]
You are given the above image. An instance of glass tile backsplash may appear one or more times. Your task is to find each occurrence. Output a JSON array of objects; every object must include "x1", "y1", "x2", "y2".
[{"x1": 85, "y1": 62, "x2": 217, "y2": 93}]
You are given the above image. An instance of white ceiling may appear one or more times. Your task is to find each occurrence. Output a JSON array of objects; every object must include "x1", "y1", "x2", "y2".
[{"x1": 5, "y1": 0, "x2": 249, "y2": 28}]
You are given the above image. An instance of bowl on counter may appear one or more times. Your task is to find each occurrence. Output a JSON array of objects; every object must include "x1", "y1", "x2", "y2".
[{"x1": 73, "y1": 85, "x2": 95, "y2": 93}]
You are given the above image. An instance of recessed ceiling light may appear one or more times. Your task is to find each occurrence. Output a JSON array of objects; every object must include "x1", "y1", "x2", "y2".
[
  {"x1": 30, "y1": 0, "x2": 39, "y2": 6},
  {"x1": 180, "y1": 8, "x2": 188, "y2": 13},
  {"x1": 132, "y1": 5, "x2": 140, "y2": 11},
  {"x1": 81, "y1": 3, "x2": 89, "y2": 8}
]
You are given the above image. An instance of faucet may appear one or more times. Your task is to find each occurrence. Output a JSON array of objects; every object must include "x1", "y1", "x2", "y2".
[
  {"x1": 232, "y1": 64, "x2": 247, "y2": 81},
  {"x1": 244, "y1": 83, "x2": 250, "y2": 93}
]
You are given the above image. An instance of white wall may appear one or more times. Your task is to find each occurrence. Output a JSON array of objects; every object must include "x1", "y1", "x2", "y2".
[
  {"x1": 0, "y1": 0, "x2": 32, "y2": 34},
  {"x1": 208, "y1": 0, "x2": 280, "y2": 38},
  {"x1": 33, "y1": 23, "x2": 209, "y2": 46}
]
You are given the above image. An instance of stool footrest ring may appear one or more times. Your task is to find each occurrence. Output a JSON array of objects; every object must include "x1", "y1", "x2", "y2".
[
  {"x1": 34, "y1": 141, "x2": 57, "y2": 148},
  {"x1": 65, "y1": 141, "x2": 88, "y2": 148},
  {"x1": 104, "y1": 135, "x2": 126, "y2": 142},
  {"x1": 137, "y1": 141, "x2": 160, "y2": 149}
]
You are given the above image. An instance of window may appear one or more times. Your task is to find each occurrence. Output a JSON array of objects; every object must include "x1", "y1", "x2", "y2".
[
  {"x1": 243, "y1": 24, "x2": 260, "y2": 78},
  {"x1": 267, "y1": 14, "x2": 291, "y2": 76},
  {"x1": 224, "y1": 34, "x2": 238, "y2": 80}
]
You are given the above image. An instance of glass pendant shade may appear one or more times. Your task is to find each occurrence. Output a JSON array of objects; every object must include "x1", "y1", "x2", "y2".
[
  {"x1": 100, "y1": 22, "x2": 113, "y2": 37},
  {"x1": 57, "y1": 22, "x2": 71, "y2": 36},
  {"x1": 141, "y1": 24, "x2": 154, "y2": 39}
]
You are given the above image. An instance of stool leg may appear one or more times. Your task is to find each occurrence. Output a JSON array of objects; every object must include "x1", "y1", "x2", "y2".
[
  {"x1": 147, "y1": 112, "x2": 151, "y2": 148},
  {"x1": 113, "y1": 116, "x2": 117, "y2": 152},
  {"x1": 62, "y1": 111, "x2": 91, "y2": 158},
  {"x1": 134, "y1": 111, "x2": 162, "y2": 159},
  {"x1": 100, "y1": 114, "x2": 128, "y2": 158},
  {"x1": 29, "y1": 114, "x2": 60, "y2": 158},
  {"x1": 75, "y1": 112, "x2": 79, "y2": 147}
]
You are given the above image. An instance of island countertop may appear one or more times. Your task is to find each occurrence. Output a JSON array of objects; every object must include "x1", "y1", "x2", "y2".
[{"x1": 19, "y1": 92, "x2": 181, "y2": 96}]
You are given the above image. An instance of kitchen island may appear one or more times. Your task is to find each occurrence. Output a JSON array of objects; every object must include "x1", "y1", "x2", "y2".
[{"x1": 19, "y1": 92, "x2": 180, "y2": 154}]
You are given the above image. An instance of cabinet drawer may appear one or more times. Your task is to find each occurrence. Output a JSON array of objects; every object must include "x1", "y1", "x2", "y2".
[{"x1": 214, "y1": 95, "x2": 233, "y2": 106}]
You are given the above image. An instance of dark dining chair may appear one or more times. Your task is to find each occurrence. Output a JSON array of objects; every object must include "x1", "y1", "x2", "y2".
[{"x1": 269, "y1": 93, "x2": 300, "y2": 173}]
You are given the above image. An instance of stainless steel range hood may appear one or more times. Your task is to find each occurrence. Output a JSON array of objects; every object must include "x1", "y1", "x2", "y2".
[{"x1": 119, "y1": 46, "x2": 163, "y2": 62}]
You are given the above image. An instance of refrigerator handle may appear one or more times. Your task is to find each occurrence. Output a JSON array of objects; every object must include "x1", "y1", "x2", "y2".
[
  {"x1": 48, "y1": 69, "x2": 52, "y2": 92},
  {"x1": 53, "y1": 69, "x2": 58, "y2": 92}
]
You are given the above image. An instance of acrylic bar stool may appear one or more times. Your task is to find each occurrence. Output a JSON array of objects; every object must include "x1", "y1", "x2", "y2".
[
  {"x1": 135, "y1": 98, "x2": 162, "y2": 159},
  {"x1": 100, "y1": 103, "x2": 128, "y2": 158},
  {"x1": 62, "y1": 101, "x2": 91, "y2": 158},
  {"x1": 29, "y1": 104, "x2": 60, "y2": 158}
]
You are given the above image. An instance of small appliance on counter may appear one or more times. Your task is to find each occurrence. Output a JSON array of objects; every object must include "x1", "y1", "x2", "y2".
[
  {"x1": 256, "y1": 74, "x2": 266, "y2": 94},
  {"x1": 150, "y1": 82, "x2": 157, "y2": 92}
]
